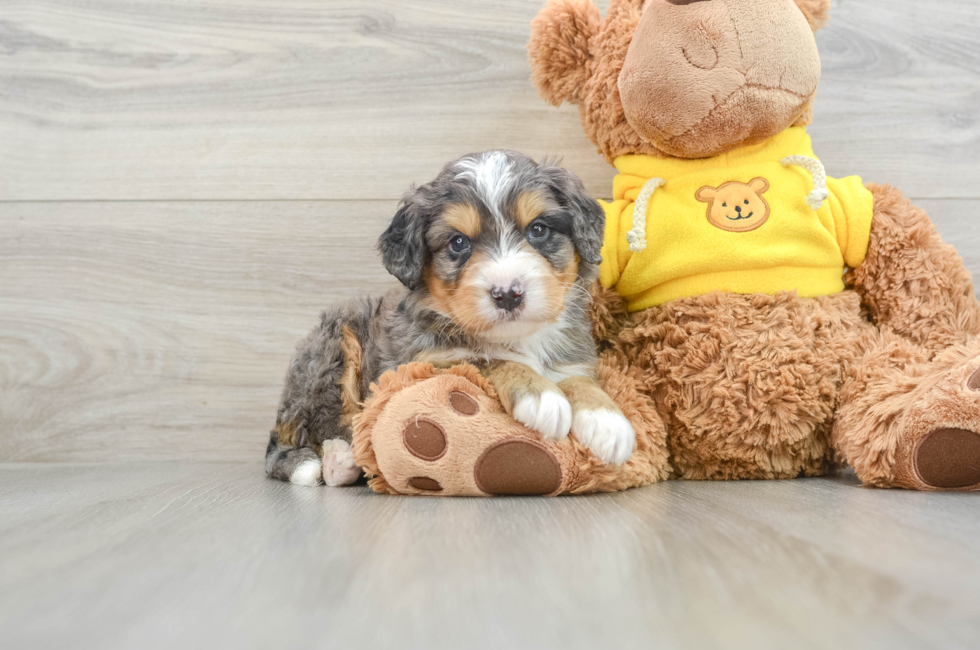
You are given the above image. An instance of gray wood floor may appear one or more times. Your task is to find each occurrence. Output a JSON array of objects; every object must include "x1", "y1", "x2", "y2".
[
  {"x1": 2, "y1": 463, "x2": 979, "y2": 650},
  {"x1": 3, "y1": 1, "x2": 980, "y2": 647}
]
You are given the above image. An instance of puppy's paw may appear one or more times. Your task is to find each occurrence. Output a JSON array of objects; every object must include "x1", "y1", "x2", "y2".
[
  {"x1": 322, "y1": 439, "x2": 361, "y2": 487},
  {"x1": 572, "y1": 408, "x2": 635, "y2": 465},
  {"x1": 289, "y1": 458, "x2": 323, "y2": 486},
  {"x1": 512, "y1": 390, "x2": 572, "y2": 440}
]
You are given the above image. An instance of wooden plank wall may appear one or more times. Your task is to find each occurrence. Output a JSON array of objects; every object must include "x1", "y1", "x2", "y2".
[{"x1": 2, "y1": 0, "x2": 979, "y2": 462}]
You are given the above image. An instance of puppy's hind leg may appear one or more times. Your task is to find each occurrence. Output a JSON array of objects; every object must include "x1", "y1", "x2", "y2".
[
  {"x1": 265, "y1": 429, "x2": 325, "y2": 486},
  {"x1": 267, "y1": 305, "x2": 375, "y2": 487}
]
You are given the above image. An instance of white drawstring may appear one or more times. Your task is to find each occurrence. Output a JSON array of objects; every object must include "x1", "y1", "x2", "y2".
[
  {"x1": 626, "y1": 176, "x2": 665, "y2": 253},
  {"x1": 780, "y1": 155, "x2": 828, "y2": 210}
]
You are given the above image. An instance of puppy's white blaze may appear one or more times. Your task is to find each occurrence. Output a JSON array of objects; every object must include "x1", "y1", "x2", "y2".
[
  {"x1": 289, "y1": 458, "x2": 323, "y2": 486},
  {"x1": 477, "y1": 246, "x2": 553, "y2": 327},
  {"x1": 572, "y1": 409, "x2": 636, "y2": 465},
  {"x1": 455, "y1": 152, "x2": 514, "y2": 225},
  {"x1": 513, "y1": 390, "x2": 572, "y2": 440},
  {"x1": 322, "y1": 439, "x2": 361, "y2": 487}
]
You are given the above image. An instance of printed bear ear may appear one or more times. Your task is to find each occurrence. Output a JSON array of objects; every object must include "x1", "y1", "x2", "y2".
[
  {"x1": 749, "y1": 178, "x2": 771, "y2": 194},
  {"x1": 695, "y1": 186, "x2": 718, "y2": 203},
  {"x1": 528, "y1": 0, "x2": 602, "y2": 106},
  {"x1": 792, "y1": 0, "x2": 832, "y2": 32}
]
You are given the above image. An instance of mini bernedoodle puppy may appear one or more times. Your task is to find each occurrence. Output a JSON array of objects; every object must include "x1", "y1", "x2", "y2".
[{"x1": 266, "y1": 151, "x2": 636, "y2": 486}]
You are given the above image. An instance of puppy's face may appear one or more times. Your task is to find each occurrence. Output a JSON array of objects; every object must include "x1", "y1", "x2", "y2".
[{"x1": 379, "y1": 151, "x2": 605, "y2": 340}]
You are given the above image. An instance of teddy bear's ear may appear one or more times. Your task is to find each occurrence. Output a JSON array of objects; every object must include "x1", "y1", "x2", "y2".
[
  {"x1": 528, "y1": 0, "x2": 602, "y2": 107},
  {"x1": 792, "y1": 0, "x2": 832, "y2": 32},
  {"x1": 695, "y1": 186, "x2": 717, "y2": 203}
]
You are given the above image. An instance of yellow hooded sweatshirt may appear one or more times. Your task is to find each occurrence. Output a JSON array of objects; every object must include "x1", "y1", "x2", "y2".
[{"x1": 599, "y1": 127, "x2": 874, "y2": 311}]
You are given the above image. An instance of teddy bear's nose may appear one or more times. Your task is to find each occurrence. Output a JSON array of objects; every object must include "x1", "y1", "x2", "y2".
[
  {"x1": 666, "y1": 0, "x2": 713, "y2": 5},
  {"x1": 735, "y1": 205, "x2": 742, "y2": 213}
]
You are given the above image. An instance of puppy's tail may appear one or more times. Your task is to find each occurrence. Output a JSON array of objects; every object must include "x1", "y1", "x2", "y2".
[{"x1": 265, "y1": 430, "x2": 323, "y2": 486}]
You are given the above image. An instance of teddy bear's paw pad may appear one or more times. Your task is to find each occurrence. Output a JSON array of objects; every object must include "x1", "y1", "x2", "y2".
[
  {"x1": 969, "y1": 366, "x2": 980, "y2": 391},
  {"x1": 449, "y1": 390, "x2": 480, "y2": 416},
  {"x1": 474, "y1": 440, "x2": 562, "y2": 496},
  {"x1": 407, "y1": 476, "x2": 443, "y2": 492},
  {"x1": 403, "y1": 418, "x2": 448, "y2": 461},
  {"x1": 914, "y1": 428, "x2": 980, "y2": 489}
]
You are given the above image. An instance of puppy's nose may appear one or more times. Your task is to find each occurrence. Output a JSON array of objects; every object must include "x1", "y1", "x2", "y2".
[{"x1": 490, "y1": 286, "x2": 524, "y2": 312}]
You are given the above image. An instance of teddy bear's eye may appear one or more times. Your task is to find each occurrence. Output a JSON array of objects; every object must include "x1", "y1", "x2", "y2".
[
  {"x1": 744, "y1": 200, "x2": 750, "y2": 205},
  {"x1": 722, "y1": 202, "x2": 727, "y2": 207}
]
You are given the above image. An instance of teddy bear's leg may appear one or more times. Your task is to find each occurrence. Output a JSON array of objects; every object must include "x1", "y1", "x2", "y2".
[
  {"x1": 849, "y1": 183, "x2": 980, "y2": 354},
  {"x1": 834, "y1": 332, "x2": 980, "y2": 490},
  {"x1": 353, "y1": 361, "x2": 670, "y2": 496},
  {"x1": 359, "y1": 370, "x2": 575, "y2": 496}
]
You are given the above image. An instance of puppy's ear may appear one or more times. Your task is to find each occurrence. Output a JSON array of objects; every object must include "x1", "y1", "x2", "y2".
[
  {"x1": 541, "y1": 163, "x2": 605, "y2": 267},
  {"x1": 377, "y1": 188, "x2": 428, "y2": 290}
]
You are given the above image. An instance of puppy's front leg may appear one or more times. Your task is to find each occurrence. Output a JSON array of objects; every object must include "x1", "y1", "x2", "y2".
[
  {"x1": 486, "y1": 361, "x2": 572, "y2": 440},
  {"x1": 559, "y1": 376, "x2": 635, "y2": 465}
]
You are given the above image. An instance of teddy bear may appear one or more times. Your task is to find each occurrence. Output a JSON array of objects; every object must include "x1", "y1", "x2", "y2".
[{"x1": 350, "y1": 0, "x2": 980, "y2": 495}]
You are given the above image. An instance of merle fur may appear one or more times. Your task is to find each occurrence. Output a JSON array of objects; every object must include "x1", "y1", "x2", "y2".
[{"x1": 266, "y1": 151, "x2": 605, "y2": 483}]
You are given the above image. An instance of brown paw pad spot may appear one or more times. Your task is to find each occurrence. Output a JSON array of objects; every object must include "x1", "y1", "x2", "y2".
[
  {"x1": 403, "y1": 418, "x2": 447, "y2": 461},
  {"x1": 474, "y1": 440, "x2": 562, "y2": 496},
  {"x1": 449, "y1": 390, "x2": 480, "y2": 416},
  {"x1": 969, "y1": 367, "x2": 980, "y2": 391},
  {"x1": 915, "y1": 428, "x2": 980, "y2": 489},
  {"x1": 408, "y1": 477, "x2": 443, "y2": 492}
]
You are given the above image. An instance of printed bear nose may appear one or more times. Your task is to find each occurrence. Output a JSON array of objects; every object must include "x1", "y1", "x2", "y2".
[
  {"x1": 735, "y1": 205, "x2": 742, "y2": 213},
  {"x1": 490, "y1": 286, "x2": 524, "y2": 312}
]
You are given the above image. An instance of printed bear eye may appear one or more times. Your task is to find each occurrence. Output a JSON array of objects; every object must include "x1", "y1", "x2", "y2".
[
  {"x1": 449, "y1": 234, "x2": 471, "y2": 254},
  {"x1": 722, "y1": 202, "x2": 727, "y2": 207},
  {"x1": 744, "y1": 200, "x2": 750, "y2": 205}
]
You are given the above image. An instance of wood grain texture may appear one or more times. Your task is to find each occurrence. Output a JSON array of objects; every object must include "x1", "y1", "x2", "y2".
[
  {"x1": 2, "y1": 198, "x2": 979, "y2": 462},
  {"x1": 1, "y1": 462, "x2": 979, "y2": 650},
  {"x1": 0, "y1": 201, "x2": 399, "y2": 462},
  {"x1": 1, "y1": 0, "x2": 980, "y2": 200}
]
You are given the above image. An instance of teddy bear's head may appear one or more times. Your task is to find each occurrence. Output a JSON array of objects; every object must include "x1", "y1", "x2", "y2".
[{"x1": 528, "y1": 0, "x2": 830, "y2": 161}]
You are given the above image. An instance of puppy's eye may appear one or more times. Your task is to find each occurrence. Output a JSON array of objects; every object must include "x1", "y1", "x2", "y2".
[
  {"x1": 528, "y1": 223, "x2": 550, "y2": 241},
  {"x1": 449, "y1": 234, "x2": 470, "y2": 254}
]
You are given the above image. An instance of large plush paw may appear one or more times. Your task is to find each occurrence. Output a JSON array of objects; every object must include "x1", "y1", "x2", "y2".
[
  {"x1": 321, "y1": 439, "x2": 362, "y2": 487},
  {"x1": 366, "y1": 374, "x2": 569, "y2": 496},
  {"x1": 511, "y1": 389, "x2": 573, "y2": 441},
  {"x1": 867, "y1": 345, "x2": 980, "y2": 491},
  {"x1": 572, "y1": 408, "x2": 635, "y2": 465}
]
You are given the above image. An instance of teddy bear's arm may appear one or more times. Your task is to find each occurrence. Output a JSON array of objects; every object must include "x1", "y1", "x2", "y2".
[{"x1": 847, "y1": 183, "x2": 980, "y2": 353}]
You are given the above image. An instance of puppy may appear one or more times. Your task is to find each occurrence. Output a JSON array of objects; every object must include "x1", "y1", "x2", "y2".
[{"x1": 265, "y1": 151, "x2": 635, "y2": 486}]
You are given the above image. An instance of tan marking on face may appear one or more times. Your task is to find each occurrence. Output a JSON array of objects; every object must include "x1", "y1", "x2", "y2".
[
  {"x1": 696, "y1": 178, "x2": 771, "y2": 233},
  {"x1": 541, "y1": 249, "x2": 580, "y2": 323},
  {"x1": 515, "y1": 191, "x2": 550, "y2": 229},
  {"x1": 339, "y1": 324, "x2": 363, "y2": 428},
  {"x1": 424, "y1": 252, "x2": 495, "y2": 335},
  {"x1": 442, "y1": 203, "x2": 481, "y2": 239},
  {"x1": 557, "y1": 376, "x2": 618, "y2": 413}
]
